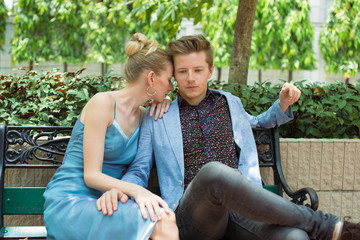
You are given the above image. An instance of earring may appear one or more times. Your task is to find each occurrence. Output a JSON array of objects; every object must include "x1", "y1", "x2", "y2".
[{"x1": 146, "y1": 86, "x2": 157, "y2": 96}]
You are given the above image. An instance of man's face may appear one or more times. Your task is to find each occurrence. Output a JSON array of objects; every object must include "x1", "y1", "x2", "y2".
[{"x1": 173, "y1": 51, "x2": 214, "y2": 105}]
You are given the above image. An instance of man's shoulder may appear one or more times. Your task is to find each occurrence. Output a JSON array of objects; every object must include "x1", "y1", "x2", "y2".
[{"x1": 142, "y1": 99, "x2": 178, "y2": 121}]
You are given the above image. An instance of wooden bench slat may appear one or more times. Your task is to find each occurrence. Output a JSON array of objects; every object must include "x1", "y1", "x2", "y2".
[
  {"x1": 2, "y1": 185, "x2": 278, "y2": 216},
  {"x1": 2, "y1": 188, "x2": 46, "y2": 215}
]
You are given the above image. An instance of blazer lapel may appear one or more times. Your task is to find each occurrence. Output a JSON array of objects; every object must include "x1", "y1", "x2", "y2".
[
  {"x1": 222, "y1": 92, "x2": 246, "y2": 160},
  {"x1": 162, "y1": 99, "x2": 184, "y2": 176}
]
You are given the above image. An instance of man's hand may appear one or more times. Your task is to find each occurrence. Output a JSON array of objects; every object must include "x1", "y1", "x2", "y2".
[
  {"x1": 279, "y1": 82, "x2": 301, "y2": 112},
  {"x1": 96, "y1": 188, "x2": 129, "y2": 216}
]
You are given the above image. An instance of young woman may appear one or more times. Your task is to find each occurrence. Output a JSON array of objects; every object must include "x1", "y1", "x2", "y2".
[{"x1": 43, "y1": 33, "x2": 178, "y2": 240}]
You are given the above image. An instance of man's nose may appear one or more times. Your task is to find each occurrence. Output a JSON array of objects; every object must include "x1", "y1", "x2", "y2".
[{"x1": 187, "y1": 71, "x2": 195, "y2": 82}]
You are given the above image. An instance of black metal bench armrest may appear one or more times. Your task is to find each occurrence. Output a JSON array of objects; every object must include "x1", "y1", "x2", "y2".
[
  {"x1": 255, "y1": 126, "x2": 319, "y2": 211},
  {"x1": 284, "y1": 186, "x2": 319, "y2": 211}
]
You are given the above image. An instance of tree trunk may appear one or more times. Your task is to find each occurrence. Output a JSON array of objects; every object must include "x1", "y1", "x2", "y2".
[
  {"x1": 217, "y1": 67, "x2": 222, "y2": 84},
  {"x1": 258, "y1": 69, "x2": 262, "y2": 83},
  {"x1": 29, "y1": 60, "x2": 34, "y2": 71},
  {"x1": 101, "y1": 63, "x2": 108, "y2": 76},
  {"x1": 228, "y1": 0, "x2": 258, "y2": 85},
  {"x1": 288, "y1": 70, "x2": 293, "y2": 82},
  {"x1": 64, "y1": 63, "x2": 68, "y2": 72}
]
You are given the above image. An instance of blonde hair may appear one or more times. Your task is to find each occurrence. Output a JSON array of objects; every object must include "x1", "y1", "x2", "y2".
[
  {"x1": 124, "y1": 33, "x2": 171, "y2": 83},
  {"x1": 166, "y1": 34, "x2": 213, "y2": 69}
]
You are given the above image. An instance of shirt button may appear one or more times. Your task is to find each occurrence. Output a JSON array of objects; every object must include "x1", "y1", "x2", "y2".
[
  {"x1": 179, "y1": 180, "x2": 183, "y2": 186},
  {"x1": 172, "y1": 204, "x2": 176, "y2": 210}
]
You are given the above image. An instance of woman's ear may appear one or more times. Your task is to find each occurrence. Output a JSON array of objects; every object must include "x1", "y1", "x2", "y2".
[{"x1": 146, "y1": 71, "x2": 155, "y2": 86}]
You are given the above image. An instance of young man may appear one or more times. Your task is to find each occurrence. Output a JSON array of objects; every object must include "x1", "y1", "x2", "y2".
[{"x1": 104, "y1": 35, "x2": 359, "y2": 240}]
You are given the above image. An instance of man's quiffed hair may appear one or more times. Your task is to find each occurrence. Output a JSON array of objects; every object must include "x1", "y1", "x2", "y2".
[{"x1": 166, "y1": 34, "x2": 214, "y2": 69}]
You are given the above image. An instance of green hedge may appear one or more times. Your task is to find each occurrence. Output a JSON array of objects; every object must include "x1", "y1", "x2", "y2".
[
  {"x1": 0, "y1": 69, "x2": 122, "y2": 126},
  {"x1": 209, "y1": 80, "x2": 360, "y2": 139},
  {"x1": 1, "y1": 70, "x2": 359, "y2": 138}
]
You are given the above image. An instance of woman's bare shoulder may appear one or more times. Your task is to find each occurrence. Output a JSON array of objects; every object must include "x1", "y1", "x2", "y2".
[{"x1": 81, "y1": 92, "x2": 115, "y2": 124}]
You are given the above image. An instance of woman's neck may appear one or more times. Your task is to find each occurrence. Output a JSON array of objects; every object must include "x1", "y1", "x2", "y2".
[{"x1": 113, "y1": 84, "x2": 149, "y2": 115}]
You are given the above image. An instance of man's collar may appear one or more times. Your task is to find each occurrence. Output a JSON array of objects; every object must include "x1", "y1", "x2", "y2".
[{"x1": 178, "y1": 89, "x2": 214, "y2": 107}]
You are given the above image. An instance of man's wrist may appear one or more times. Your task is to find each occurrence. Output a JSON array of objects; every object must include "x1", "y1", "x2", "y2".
[{"x1": 278, "y1": 100, "x2": 288, "y2": 113}]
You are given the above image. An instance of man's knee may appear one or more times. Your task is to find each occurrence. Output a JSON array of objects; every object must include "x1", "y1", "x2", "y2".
[
  {"x1": 163, "y1": 211, "x2": 176, "y2": 224},
  {"x1": 196, "y1": 161, "x2": 239, "y2": 186},
  {"x1": 159, "y1": 211, "x2": 177, "y2": 229},
  {"x1": 195, "y1": 162, "x2": 224, "y2": 185},
  {"x1": 152, "y1": 211, "x2": 179, "y2": 240}
]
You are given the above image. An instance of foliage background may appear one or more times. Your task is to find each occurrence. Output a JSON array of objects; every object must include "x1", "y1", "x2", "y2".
[
  {"x1": 319, "y1": 0, "x2": 360, "y2": 79},
  {"x1": 1, "y1": 0, "x2": 360, "y2": 139},
  {"x1": 0, "y1": 70, "x2": 122, "y2": 126},
  {"x1": 0, "y1": 0, "x2": 7, "y2": 51},
  {"x1": 1, "y1": 70, "x2": 359, "y2": 139},
  {"x1": 1, "y1": 0, "x2": 360, "y2": 84},
  {"x1": 200, "y1": 0, "x2": 316, "y2": 83},
  {"x1": 210, "y1": 80, "x2": 360, "y2": 139}
]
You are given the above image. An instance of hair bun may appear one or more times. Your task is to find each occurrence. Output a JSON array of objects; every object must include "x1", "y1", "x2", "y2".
[{"x1": 125, "y1": 33, "x2": 159, "y2": 57}]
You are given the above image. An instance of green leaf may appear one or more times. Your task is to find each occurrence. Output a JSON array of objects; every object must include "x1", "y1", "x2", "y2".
[{"x1": 337, "y1": 100, "x2": 347, "y2": 109}]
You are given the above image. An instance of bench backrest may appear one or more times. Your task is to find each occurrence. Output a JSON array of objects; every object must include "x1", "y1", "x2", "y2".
[{"x1": 0, "y1": 124, "x2": 284, "y2": 228}]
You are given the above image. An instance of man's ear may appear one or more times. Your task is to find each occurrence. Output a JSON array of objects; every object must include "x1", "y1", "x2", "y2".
[
  {"x1": 208, "y1": 65, "x2": 215, "y2": 78},
  {"x1": 146, "y1": 71, "x2": 155, "y2": 86}
]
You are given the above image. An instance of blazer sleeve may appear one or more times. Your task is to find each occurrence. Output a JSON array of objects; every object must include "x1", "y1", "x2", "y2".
[
  {"x1": 247, "y1": 99, "x2": 294, "y2": 128},
  {"x1": 121, "y1": 109, "x2": 154, "y2": 188}
]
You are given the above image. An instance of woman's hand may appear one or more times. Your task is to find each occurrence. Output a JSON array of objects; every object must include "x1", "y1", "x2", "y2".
[
  {"x1": 146, "y1": 97, "x2": 172, "y2": 120},
  {"x1": 97, "y1": 187, "x2": 171, "y2": 222},
  {"x1": 132, "y1": 187, "x2": 170, "y2": 222},
  {"x1": 96, "y1": 188, "x2": 129, "y2": 216}
]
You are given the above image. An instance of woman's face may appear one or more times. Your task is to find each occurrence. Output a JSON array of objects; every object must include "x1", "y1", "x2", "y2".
[{"x1": 153, "y1": 62, "x2": 174, "y2": 102}]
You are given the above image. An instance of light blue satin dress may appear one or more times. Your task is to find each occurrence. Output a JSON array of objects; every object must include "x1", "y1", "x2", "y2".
[{"x1": 44, "y1": 103, "x2": 156, "y2": 240}]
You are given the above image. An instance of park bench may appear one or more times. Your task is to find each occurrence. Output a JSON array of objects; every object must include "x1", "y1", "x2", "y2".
[{"x1": 0, "y1": 124, "x2": 319, "y2": 239}]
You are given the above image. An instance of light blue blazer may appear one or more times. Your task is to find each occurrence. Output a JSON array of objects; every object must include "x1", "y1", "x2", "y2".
[{"x1": 122, "y1": 90, "x2": 293, "y2": 210}]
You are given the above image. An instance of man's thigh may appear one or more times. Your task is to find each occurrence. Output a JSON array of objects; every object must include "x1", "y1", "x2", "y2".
[{"x1": 175, "y1": 176, "x2": 230, "y2": 239}]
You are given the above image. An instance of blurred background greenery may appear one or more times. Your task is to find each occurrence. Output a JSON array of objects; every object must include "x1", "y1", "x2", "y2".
[{"x1": 0, "y1": 0, "x2": 359, "y2": 138}]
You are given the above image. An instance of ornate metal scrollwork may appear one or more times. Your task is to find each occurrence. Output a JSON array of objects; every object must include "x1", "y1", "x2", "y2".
[
  {"x1": 253, "y1": 128, "x2": 274, "y2": 164},
  {"x1": 291, "y1": 194, "x2": 308, "y2": 206},
  {"x1": 5, "y1": 127, "x2": 72, "y2": 165}
]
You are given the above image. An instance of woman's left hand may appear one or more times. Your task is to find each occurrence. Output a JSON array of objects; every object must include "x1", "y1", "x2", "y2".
[
  {"x1": 147, "y1": 97, "x2": 172, "y2": 120},
  {"x1": 96, "y1": 188, "x2": 129, "y2": 216}
]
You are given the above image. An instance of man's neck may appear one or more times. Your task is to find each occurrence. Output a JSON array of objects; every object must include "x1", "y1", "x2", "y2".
[{"x1": 178, "y1": 90, "x2": 209, "y2": 106}]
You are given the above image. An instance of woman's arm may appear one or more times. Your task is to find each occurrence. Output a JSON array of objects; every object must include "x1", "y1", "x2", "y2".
[
  {"x1": 82, "y1": 92, "x2": 114, "y2": 191},
  {"x1": 81, "y1": 93, "x2": 169, "y2": 221}
]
